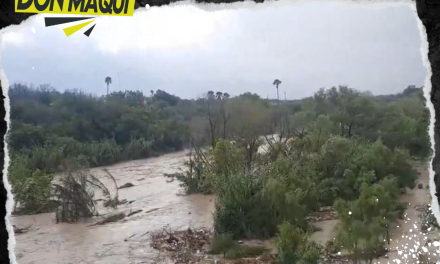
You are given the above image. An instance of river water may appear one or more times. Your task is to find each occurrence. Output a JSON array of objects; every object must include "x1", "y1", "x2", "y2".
[
  {"x1": 10, "y1": 150, "x2": 436, "y2": 264},
  {"x1": 12, "y1": 150, "x2": 215, "y2": 264}
]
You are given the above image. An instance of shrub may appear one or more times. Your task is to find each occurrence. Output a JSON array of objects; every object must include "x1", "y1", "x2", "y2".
[
  {"x1": 213, "y1": 173, "x2": 277, "y2": 239},
  {"x1": 15, "y1": 169, "x2": 54, "y2": 214},
  {"x1": 276, "y1": 222, "x2": 321, "y2": 264}
]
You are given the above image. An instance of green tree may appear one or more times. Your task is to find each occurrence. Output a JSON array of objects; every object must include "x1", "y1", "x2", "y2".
[{"x1": 105, "y1": 76, "x2": 112, "y2": 96}]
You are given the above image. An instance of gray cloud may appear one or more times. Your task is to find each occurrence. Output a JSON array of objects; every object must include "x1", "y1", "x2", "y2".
[{"x1": 0, "y1": 2, "x2": 427, "y2": 99}]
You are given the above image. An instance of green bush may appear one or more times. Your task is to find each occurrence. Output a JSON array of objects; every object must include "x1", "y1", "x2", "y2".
[
  {"x1": 13, "y1": 169, "x2": 54, "y2": 214},
  {"x1": 334, "y1": 177, "x2": 402, "y2": 262},
  {"x1": 276, "y1": 222, "x2": 321, "y2": 264},
  {"x1": 213, "y1": 173, "x2": 277, "y2": 239}
]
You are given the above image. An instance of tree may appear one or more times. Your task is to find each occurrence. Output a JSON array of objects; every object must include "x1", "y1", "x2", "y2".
[
  {"x1": 206, "y1": 91, "x2": 219, "y2": 147},
  {"x1": 273, "y1": 79, "x2": 282, "y2": 137},
  {"x1": 219, "y1": 92, "x2": 231, "y2": 139},
  {"x1": 323, "y1": 86, "x2": 378, "y2": 138},
  {"x1": 153, "y1": 89, "x2": 179, "y2": 106},
  {"x1": 203, "y1": 91, "x2": 231, "y2": 147},
  {"x1": 228, "y1": 98, "x2": 268, "y2": 173},
  {"x1": 105, "y1": 76, "x2": 112, "y2": 96},
  {"x1": 334, "y1": 177, "x2": 402, "y2": 264},
  {"x1": 273, "y1": 79, "x2": 282, "y2": 101}
]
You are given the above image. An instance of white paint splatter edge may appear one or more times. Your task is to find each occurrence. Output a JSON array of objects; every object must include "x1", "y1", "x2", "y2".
[
  {"x1": 0, "y1": 0, "x2": 437, "y2": 263},
  {"x1": 414, "y1": 1, "x2": 438, "y2": 222},
  {"x1": 413, "y1": 2, "x2": 440, "y2": 263},
  {"x1": 0, "y1": 13, "x2": 41, "y2": 264}
]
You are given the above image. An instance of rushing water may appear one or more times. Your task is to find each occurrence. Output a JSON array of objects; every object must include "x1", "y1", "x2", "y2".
[
  {"x1": 11, "y1": 148, "x2": 435, "y2": 264},
  {"x1": 12, "y1": 150, "x2": 215, "y2": 264},
  {"x1": 11, "y1": 135, "x2": 279, "y2": 264}
]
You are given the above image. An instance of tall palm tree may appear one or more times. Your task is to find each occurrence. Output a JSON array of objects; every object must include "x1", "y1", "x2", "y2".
[
  {"x1": 273, "y1": 79, "x2": 282, "y2": 137},
  {"x1": 105, "y1": 76, "x2": 112, "y2": 96},
  {"x1": 217, "y1": 91, "x2": 230, "y2": 139},
  {"x1": 206, "y1": 91, "x2": 216, "y2": 147},
  {"x1": 273, "y1": 79, "x2": 282, "y2": 103},
  {"x1": 207, "y1": 90, "x2": 215, "y2": 100}
]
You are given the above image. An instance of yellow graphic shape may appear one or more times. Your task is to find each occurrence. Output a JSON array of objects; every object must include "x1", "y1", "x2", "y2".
[
  {"x1": 15, "y1": 0, "x2": 135, "y2": 17},
  {"x1": 63, "y1": 20, "x2": 95, "y2": 37}
]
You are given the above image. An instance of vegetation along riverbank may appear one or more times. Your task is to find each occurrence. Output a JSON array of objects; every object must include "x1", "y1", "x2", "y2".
[{"x1": 8, "y1": 83, "x2": 436, "y2": 264}]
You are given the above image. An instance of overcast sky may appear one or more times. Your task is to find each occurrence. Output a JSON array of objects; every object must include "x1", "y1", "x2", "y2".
[{"x1": 0, "y1": 1, "x2": 427, "y2": 100}]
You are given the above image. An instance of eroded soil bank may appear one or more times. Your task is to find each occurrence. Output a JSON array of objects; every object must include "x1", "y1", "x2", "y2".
[{"x1": 11, "y1": 152, "x2": 436, "y2": 264}]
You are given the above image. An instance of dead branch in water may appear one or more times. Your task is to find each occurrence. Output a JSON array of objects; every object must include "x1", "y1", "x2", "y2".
[
  {"x1": 53, "y1": 164, "x2": 119, "y2": 223},
  {"x1": 13, "y1": 225, "x2": 31, "y2": 234},
  {"x1": 89, "y1": 212, "x2": 126, "y2": 226},
  {"x1": 127, "y1": 209, "x2": 143, "y2": 217}
]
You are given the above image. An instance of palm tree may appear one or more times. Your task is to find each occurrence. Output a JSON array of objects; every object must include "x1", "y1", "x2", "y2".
[
  {"x1": 217, "y1": 91, "x2": 230, "y2": 139},
  {"x1": 273, "y1": 79, "x2": 282, "y2": 103},
  {"x1": 207, "y1": 90, "x2": 215, "y2": 100},
  {"x1": 105, "y1": 76, "x2": 112, "y2": 96},
  {"x1": 273, "y1": 79, "x2": 282, "y2": 138},
  {"x1": 206, "y1": 91, "x2": 216, "y2": 147}
]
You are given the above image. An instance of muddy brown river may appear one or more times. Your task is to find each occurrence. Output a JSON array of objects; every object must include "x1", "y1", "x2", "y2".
[
  {"x1": 10, "y1": 150, "x2": 438, "y2": 264},
  {"x1": 12, "y1": 150, "x2": 215, "y2": 264}
]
